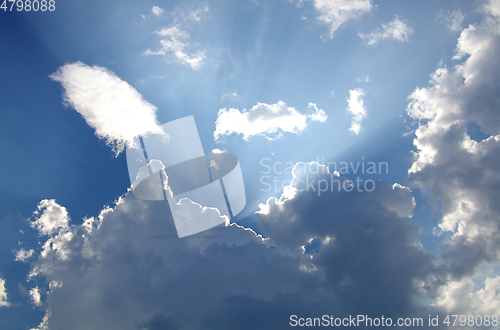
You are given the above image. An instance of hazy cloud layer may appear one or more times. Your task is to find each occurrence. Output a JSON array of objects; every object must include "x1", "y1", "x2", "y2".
[
  {"x1": 359, "y1": 15, "x2": 412, "y2": 46},
  {"x1": 50, "y1": 62, "x2": 164, "y2": 154},
  {"x1": 214, "y1": 101, "x2": 327, "y2": 140}
]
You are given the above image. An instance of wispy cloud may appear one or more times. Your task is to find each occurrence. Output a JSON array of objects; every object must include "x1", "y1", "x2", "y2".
[
  {"x1": 346, "y1": 88, "x2": 366, "y2": 135},
  {"x1": 151, "y1": 6, "x2": 164, "y2": 17},
  {"x1": 437, "y1": 9, "x2": 465, "y2": 32},
  {"x1": 293, "y1": 0, "x2": 372, "y2": 38},
  {"x1": 214, "y1": 101, "x2": 327, "y2": 140},
  {"x1": 359, "y1": 15, "x2": 412, "y2": 46},
  {"x1": 185, "y1": 5, "x2": 209, "y2": 22},
  {"x1": 144, "y1": 25, "x2": 206, "y2": 69}
]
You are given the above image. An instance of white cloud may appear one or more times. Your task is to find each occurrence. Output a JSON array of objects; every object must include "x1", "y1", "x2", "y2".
[
  {"x1": 30, "y1": 312, "x2": 49, "y2": 330},
  {"x1": 151, "y1": 6, "x2": 164, "y2": 16},
  {"x1": 346, "y1": 88, "x2": 366, "y2": 134},
  {"x1": 214, "y1": 101, "x2": 327, "y2": 140},
  {"x1": 50, "y1": 62, "x2": 165, "y2": 154},
  {"x1": 0, "y1": 278, "x2": 8, "y2": 307},
  {"x1": 30, "y1": 287, "x2": 42, "y2": 306},
  {"x1": 359, "y1": 15, "x2": 412, "y2": 46},
  {"x1": 31, "y1": 199, "x2": 69, "y2": 236},
  {"x1": 186, "y1": 5, "x2": 209, "y2": 22},
  {"x1": 437, "y1": 275, "x2": 500, "y2": 316},
  {"x1": 14, "y1": 248, "x2": 35, "y2": 263},
  {"x1": 301, "y1": 0, "x2": 373, "y2": 38},
  {"x1": 437, "y1": 9, "x2": 465, "y2": 32},
  {"x1": 144, "y1": 25, "x2": 206, "y2": 69},
  {"x1": 406, "y1": 0, "x2": 500, "y2": 308}
]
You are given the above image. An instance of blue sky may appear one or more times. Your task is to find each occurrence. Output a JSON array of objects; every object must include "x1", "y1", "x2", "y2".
[{"x1": 1, "y1": 0, "x2": 500, "y2": 329}]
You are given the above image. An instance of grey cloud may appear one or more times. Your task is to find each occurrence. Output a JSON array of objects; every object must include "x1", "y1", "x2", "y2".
[{"x1": 406, "y1": 0, "x2": 500, "y2": 314}]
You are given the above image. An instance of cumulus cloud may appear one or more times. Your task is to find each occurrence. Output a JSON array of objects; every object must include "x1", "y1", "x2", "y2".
[
  {"x1": 144, "y1": 25, "x2": 206, "y2": 69},
  {"x1": 50, "y1": 62, "x2": 164, "y2": 154},
  {"x1": 294, "y1": 0, "x2": 372, "y2": 38},
  {"x1": 0, "y1": 278, "x2": 8, "y2": 307},
  {"x1": 151, "y1": 6, "x2": 164, "y2": 16},
  {"x1": 359, "y1": 15, "x2": 412, "y2": 46},
  {"x1": 22, "y1": 194, "x2": 308, "y2": 329},
  {"x1": 14, "y1": 248, "x2": 35, "y2": 263},
  {"x1": 22, "y1": 152, "x2": 500, "y2": 328},
  {"x1": 437, "y1": 9, "x2": 465, "y2": 32},
  {"x1": 29, "y1": 287, "x2": 42, "y2": 306},
  {"x1": 406, "y1": 0, "x2": 500, "y2": 306},
  {"x1": 346, "y1": 88, "x2": 366, "y2": 134},
  {"x1": 31, "y1": 199, "x2": 69, "y2": 236},
  {"x1": 437, "y1": 275, "x2": 500, "y2": 316},
  {"x1": 214, "y1": 101, "x2": 327, "y2": 140},
  {"x1": 20, "y1": 165, "x2": 441, "y2": 329}
]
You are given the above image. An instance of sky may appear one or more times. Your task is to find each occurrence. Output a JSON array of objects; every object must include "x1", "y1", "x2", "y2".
[{"x1": 1, "y1": 0, "x2": 500, "y2": 329}]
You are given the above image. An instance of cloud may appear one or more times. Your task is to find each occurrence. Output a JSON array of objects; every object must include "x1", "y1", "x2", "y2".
[
  {"x1": 437, "y1": 275, "x2": 500, "y2": 316},
  {"x1": 359, "y1": 15, "x2": 412, "y2": 46},
  {"x1": 21, "y1": 151, "x2": 500, "y2": 328},
  {"x1": 220, "y1": 91, "x2": 238, "y2": 102},
  {"x1": 214, "y1": 101, "x2": 327, "y2": 140},
  {"x1": 186, "y1": 5, "x2": 209, "y2": 22},
  {"x1": 50, "y1": 62, "x2": 165, "y2": 154},
  {"x1": 20, "y1": 163, "x2": 442, "y2": 329},
  {"x1": 31, "y1": 199, "x2": 69, "y2": 236},
  {"x1": 346, "y1": 88, "x2": 366, "y2": 134},
  {"x1": 0, "y1": 277, "x2": 9, "y2": 307},
  {"x1": 151, "y1": 6, "x2": 164, "y2": 16},
  {"x1": 255, "y1": 163, "x2": 436, "y2": 318},
  {"x1": 22, "y1": 195, "x2": 309, "y2": 329},
  {"x1": 295, "y1": 0, "x2": 373, "y2": 38},
  {"x1": 14, "y1": 248, "x2": 35, "y2": 263},
  {"x1": 170, "y1": 4, "x2": 209, "y2": 22},
  {"x1": 29, "y1": 287, "x2": 42, "y2": 306},
  {"x1": 144, "y1": 25, "x2": 206, "y2": 69},
  {"x1": 406, "y1": 0, "x2": 500, "y2": 307},
  {"x1": 19, "y1": 3, "x2": 500, "y2": 326},
  {"x1": 437, "y1": 9, "x2": 465, "y2": 32}
]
